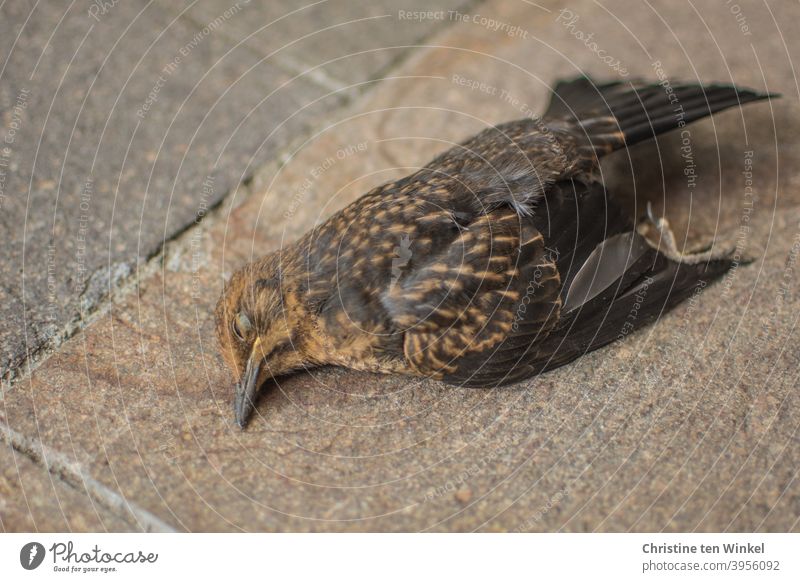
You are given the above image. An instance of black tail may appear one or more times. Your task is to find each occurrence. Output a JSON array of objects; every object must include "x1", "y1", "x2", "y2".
[{"x1": 544, "y1": 76, "x2": 776, "y2": 151}]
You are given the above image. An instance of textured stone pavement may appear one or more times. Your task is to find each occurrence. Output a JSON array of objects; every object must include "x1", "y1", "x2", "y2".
[{"x1": 2, "y1": 0, "x2": 800, "y2": 531}]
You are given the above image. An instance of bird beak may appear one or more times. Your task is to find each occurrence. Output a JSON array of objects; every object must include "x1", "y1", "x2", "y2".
[{"x1": 234, "y1": 338, "x2": 263, "y2": 429}]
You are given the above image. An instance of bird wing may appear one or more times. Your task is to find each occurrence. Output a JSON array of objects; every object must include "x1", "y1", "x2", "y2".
[{"x1": 379, "y1": 206, "x2": 562, "y2": 384}]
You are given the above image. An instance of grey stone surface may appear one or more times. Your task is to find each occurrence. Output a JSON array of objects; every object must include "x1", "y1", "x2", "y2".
[
  {"x1": 0, "y1": 0, "x2": 341, "y2": 381},
  {"x1": 0, "y1": 444, "x2": 133, "y2": 532},
  {"x1": 2, "y1": 0, "x2": 800, "y2": 531},
  {"x1": 159, "y1": 0, "x2": 479, "y2": 88}
]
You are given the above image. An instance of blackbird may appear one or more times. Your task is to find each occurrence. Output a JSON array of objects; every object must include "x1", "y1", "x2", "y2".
[{"x1": 216, "y1": 76, "x2": 774, "y2": 428}]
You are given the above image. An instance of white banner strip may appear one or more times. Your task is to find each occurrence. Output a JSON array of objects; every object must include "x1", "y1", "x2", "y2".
[{"x1": 1, "y1": 533, "x2": 798, "y2": 581}]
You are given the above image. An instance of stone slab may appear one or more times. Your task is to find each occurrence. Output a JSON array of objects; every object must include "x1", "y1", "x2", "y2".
[
  {"x1": 0, "y1": 0, "x2": 340, "y2": 381},
  {"x1": 158, "y1": 0, "x2": 479, "y2": 88},
  {"x1": 0, "y1": 445, "x2": 133, "y2": 532}
]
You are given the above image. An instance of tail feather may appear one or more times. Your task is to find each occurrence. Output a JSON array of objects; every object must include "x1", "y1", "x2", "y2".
[{"x1": 544, "y1": 76, "x2": 776, "y2": 152}]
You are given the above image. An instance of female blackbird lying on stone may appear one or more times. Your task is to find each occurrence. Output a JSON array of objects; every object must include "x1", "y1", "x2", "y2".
[{"x1": 216, "y1": 76, "x2": 774, "y2": 428}]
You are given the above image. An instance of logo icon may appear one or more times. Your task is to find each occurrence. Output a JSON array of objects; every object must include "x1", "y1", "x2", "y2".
[{"x1": 20, "y1": 542, "x2": 46, "y2": 570}]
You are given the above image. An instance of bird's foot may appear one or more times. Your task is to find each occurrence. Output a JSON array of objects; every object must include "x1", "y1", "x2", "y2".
[{"x1": 637, "y1": 202, "x2": 740, "y2": 264}]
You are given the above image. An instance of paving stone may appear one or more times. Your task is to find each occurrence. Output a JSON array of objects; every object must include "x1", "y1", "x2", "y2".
[
  {"x1": 2, "y1": 0, "x2": 800, "y2": 531},
  {"x1": 159, "y1": 0, "x2": 478, "y2": 88},
  {"x1": 0, "y1": 0, "x2": 340, "y2": 380},
  {"x1": 0, "y1": 445, "x2": 133, "y2": 532}
]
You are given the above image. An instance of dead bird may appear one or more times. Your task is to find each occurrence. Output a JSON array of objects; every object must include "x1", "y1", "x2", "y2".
[{"x1": 216, "y1": 76, "x2": 775, "y2": 428}]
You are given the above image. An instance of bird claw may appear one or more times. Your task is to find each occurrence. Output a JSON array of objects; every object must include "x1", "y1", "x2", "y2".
[{"x1": 637, "y1": 202, "x2": 739, "y2": 264}]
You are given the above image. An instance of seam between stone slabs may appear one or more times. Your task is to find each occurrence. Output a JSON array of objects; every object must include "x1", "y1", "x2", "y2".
[
  {"x1": 349, "y1": 0, "x2": 488, "y2": 88},
  {"x1": 1, "y1": 198, "x2": 222, "y2": 390},
  {"x1": 0, "y1": 177, "x2": 257, "y2": 529},
  {"x1": 263, "y1": 0, "x2": 489, "y2": 93},
  {"x1": 0, "y1": 422, "x2": 176, "y2": 532},
  {"x1": 171, "y1": 0, "x2": 489, "y2": 100},
  {"x1": 171, "y1": 4, "x2": 348, "y2": 93},
  {"x1": 1, "y1": 173, "x2": 254, "y2": 393}
]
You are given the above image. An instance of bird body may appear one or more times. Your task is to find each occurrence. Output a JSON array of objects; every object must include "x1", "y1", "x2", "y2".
[{"x1": 216, "y1": 77, "x2": 774, "y2": 427}]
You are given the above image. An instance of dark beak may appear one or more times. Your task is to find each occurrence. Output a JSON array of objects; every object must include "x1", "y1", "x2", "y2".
[{"x1": 234, "y1": 341, "x2": 263, "y2": 429}]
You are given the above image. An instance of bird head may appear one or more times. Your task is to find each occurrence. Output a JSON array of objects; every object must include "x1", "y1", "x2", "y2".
[{"x1": 215, "y1": 256, "x2": 307, "y2": 428}]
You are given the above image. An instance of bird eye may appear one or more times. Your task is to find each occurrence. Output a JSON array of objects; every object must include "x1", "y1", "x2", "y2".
[{"x1": 232, "y1": 311, "x2": 252, "y2": 341}]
